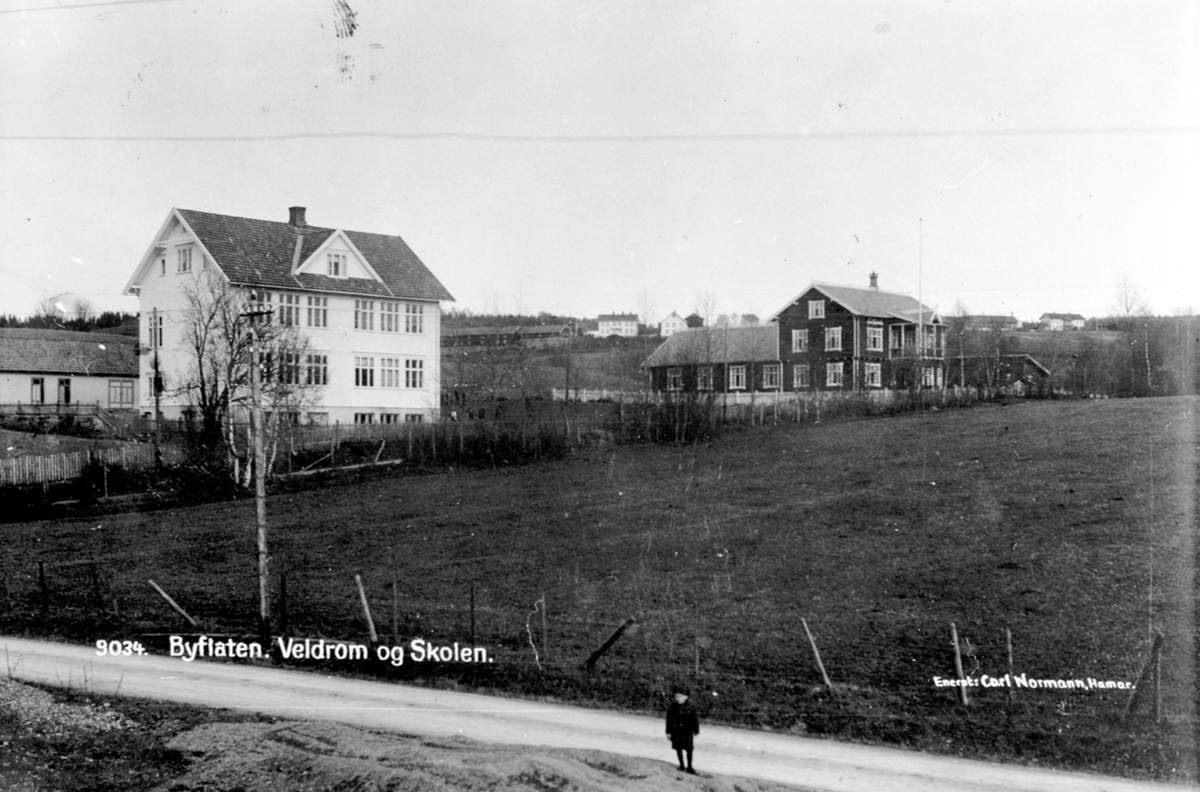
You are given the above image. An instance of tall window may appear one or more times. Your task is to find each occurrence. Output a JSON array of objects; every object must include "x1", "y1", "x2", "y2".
[
  {"x1": 763, "y1": 364, "x2": 781, "y2": 389},
  {"x1": 667, "y1": 367, "x2": 682, "y2": 391},
  {"x1": 354, "y1": 412, "x2": 375, "y2": 424},
  {"x1": 826, "y1": 362, "x2": 844, "y2": 387},
  {"x1": 793, "y1": 364, "x2": 809, "y2": 389},
  {"x1": 866, "y1": 362, "x2": 882, "y2": 387},
  {"x1": 380, "y1": 356, "x2": 402, "y2": 388},
  {"x1": 306, "y1": 296, "x2": 327, "y2": 327},
  {"x1": 305, "y1": 353, "x2": 328, "y2": 385},
  {"x1": 279, "y1": 293, "x2": 300, "y2": 326},
  {"x1": 825, "y1": 326, "x2": 842, "y2": 351},
  {"x1": 381, "y1": 301, "x2": 401, "y2": 332},
  {"x1": 808, "y1": 300, "x2": 825, "y2": 319},
  {"x1": 30, "y1": 377, "x2": 44, "y2": 404},
  {"x1": 279, "y1": 352, "x2": 302, "y2": 385},
  {"x1": 867, "y1": 322, "x2": 883, "y2": 351},
  {"x1": 728, "y1": 365, "x2": 746, "y2": 390},
  {"x1": 327, "y1": 253, "x2": 346, "y2": 277},
  {"x1": 151, "y1": 314, "x2": 164, "y2": 348},
  {"x1": 354, "y1": 300, "x2": 374, "y2": 331},
  {"x1": 792, "y1": 329, "x2": 808, "y2": 352},
  {"x1": 354, "y1": 356, "x2": 375, "y2": 387},
  {"x1": 177, "y1": 247, "x2": 192, "y2": 273},
  {"x1": 380, "y1": 413, "x2": 401, "y2": 424},
  {"x1": 697, "y1": 366, "x2": 713, "y2": 391},
  {"x1": 405, "y1": 303, "x2": 425, "y2": 334},
  {"x1": 405, "y1": 359, "x2": 424, "y2": 389}
]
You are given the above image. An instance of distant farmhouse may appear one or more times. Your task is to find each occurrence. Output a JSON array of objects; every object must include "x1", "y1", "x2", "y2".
[
  {"x1": 946, "y1": 353, "x2": 1050, "y2": 395},
  {"x1": 597, "y1": 313, "x2": 639, "y2": 338},
  {"x1": 124, "y1": 206, "x2": 453, "y2": 425},
  {"x1": 954, "y1": 314, "x2": 1020, "y2": 332},
  {"x1": 645, "y1": 273, "x2": 945, "y2": 394},
  {"x1": 0, "y1": 328, "x2": 140, "y2": 426},
  {"x1": 659, "y1": 311, "x2": 687, "y2": 338},
  {"x1": 1039, "y1": 312, "x2": 1086, "y2": 331},
  {"x1": 442, "y1": 325, "x2": 570, "y2": 348}
]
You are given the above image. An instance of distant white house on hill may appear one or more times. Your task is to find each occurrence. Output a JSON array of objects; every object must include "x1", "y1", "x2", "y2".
[
  {"x1": 597, "y1": 313, "x2": 639, "y2": 337},
  {"x1": 123, "y1": 206, "x2": 454, "y2": 425},
  {"x1": 659, "y1": 311, "x2": 687, "y2": 337},
  {"x1": 1038, "y1": 313, "x2": 1085, "y2": 331}
]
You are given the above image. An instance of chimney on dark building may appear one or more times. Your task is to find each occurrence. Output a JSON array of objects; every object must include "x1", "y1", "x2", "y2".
[
  {"x1": 869, "y1": 271, "x2": 878, "y2": 290},
  {"x1": 288, "y1": 206, "x2": 307, "y2": 228}
]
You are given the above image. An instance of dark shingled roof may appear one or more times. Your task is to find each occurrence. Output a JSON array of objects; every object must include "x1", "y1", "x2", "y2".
[
  {"x1": 177, "y1": 209, "x2": 454, "y2": 302},
  {"x1": 643, "y1": 326, "x2": 779, "y2": 368},
  {"x1": 0, "y1": 329, "x2": 139, "y2": 377}
]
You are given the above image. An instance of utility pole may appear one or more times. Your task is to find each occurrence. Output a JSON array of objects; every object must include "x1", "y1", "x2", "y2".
[
  {"x1": 243, "y1": 293, "x2": 274, "y2": 649},
  {"x1": 152, "y1": 307, "x2": 162, "y2": 466}
]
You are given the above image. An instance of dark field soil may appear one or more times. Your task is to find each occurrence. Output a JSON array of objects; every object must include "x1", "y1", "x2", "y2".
[{"x1": 2, "y1": 397, "x2": 1196, "y2": 781}]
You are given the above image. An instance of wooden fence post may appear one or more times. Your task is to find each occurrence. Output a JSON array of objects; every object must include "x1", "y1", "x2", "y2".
[
  {"x1": 1123, "y1": 632, "x2": 1164, "y2": 720},
  {"x1": 951, "y1": 622, "x2": 970, "y2": 706},
  {"x1": 802, "y1": 617, "x2": 835, "y2": 695},
  {"x1": 38, "y1": 561, "x2": 49, "y2": 617},
  {"x1": 1006, "y1": 627, "x2": 1016, "y2": 705},
  {"x1": 355, "y1": 574, "x2": 378, "y2": 643},
  {"x1": 148, "y1": 579, "x2": 199, "y2": 627}
]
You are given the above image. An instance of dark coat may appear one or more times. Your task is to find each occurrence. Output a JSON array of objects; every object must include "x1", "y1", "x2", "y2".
[{"x1": 666, "y1": 699, "x2": 700, "y2": 750}]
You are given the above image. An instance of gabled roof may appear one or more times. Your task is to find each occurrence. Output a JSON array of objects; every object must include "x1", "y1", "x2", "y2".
[
  {"x1": 0, "y1": 329, "x2": 139, "y2": 377},
  {"x1": 443, "y1": 325, "x2": 568, "y2": 338},
  {"x1": 127, "y1": 208, "x2": 453, "y2": 302},
  {"x1": 1039, "y1": 312, "x2": 1085, "y2": 321},
  {"x1": 770, "y1": 282, "x2": 940, "y2": 324},
  {"x1": 643, "y1": 326, "x2": 778, "y2": 368},
  {"x1": 598, "y1": 313, "x2": 638, "y2": 322}
]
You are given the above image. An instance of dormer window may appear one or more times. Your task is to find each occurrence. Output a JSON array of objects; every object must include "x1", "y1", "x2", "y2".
[{"x1": 327, "y1": 253, "x2": 347, "y2": 277}]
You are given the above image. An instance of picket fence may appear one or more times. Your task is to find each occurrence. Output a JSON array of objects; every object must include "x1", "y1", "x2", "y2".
[{"x1": 0, "y1": 444, "x2": 183, "y2": 487}]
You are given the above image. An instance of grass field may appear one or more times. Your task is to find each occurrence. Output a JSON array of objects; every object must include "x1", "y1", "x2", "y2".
[{"x1": 2, "y1": 397, "x2": 1196, "y2": 781}]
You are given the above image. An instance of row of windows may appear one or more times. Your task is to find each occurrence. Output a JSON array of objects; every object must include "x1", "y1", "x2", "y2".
[
  {"x1": 667, "y1": 362, "x2": 906, "y2": 390},
  {"x1": 353, "y1": 356, "x2": 425, "y2": 389},
  {"x1": 267, "y1": 411, "x2": 425, "y2": 426},
  {"x1": 354, "y1": 300, "x2": 425, "y2": 334},
  {"x1": 25, "y1": 377, "x2": 135, "y2": 408},
  {"x1": 791, "y1": 323, "x2": 886, "y2": 353},
  {"x1": 158, "y1": 248, "x2": 200, "y2": 276}
]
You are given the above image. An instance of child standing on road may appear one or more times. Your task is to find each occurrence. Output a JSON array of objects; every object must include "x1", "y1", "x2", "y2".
[{"x1": 666, "y1": 685, "x2": 700, "y2": 774}]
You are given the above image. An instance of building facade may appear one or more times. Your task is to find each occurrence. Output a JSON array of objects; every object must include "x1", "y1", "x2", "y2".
[
  {"x1": 0, "y1": 328, "x2": 140, "y2": 413},
  {"x1": 124, "y1": 206, "x2": 453, "y2": 425},
  {"x1": 597, "y1": 313, "x2": 639, "y2": 337},
  {"x1": 659, "y1": 311, "x2": 688, "y2": 337}
]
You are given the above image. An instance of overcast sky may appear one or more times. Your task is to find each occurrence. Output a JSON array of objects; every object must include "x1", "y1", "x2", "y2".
[{"x1": 2, "y1": 0, "x2": 1196, "y2": 324}]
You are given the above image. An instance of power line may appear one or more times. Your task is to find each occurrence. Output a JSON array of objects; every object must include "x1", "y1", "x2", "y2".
[
  {"x1": 0, "y1": 0, "x2": 183, "y2": 14},
  {"x1": 0, "y1": 126, "x2": 1196, "y2": 144}
]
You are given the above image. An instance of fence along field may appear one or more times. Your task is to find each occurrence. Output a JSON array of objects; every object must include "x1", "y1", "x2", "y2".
[
  {"x1": 1, "y1": 397, "x2": 1194, "y2": 781},
  {"x1": 0, "y1": 444, "x2": 185, "y2": 487}
]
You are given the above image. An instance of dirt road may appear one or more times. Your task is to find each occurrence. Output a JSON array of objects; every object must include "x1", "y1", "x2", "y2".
[{"x1": 1, "y1": 637, "x2": 1172, "y2": 792}]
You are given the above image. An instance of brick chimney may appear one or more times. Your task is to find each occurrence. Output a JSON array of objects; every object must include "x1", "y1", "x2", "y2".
[
  {"x1": 869, "y1": 271, "x2": 878, "y2": 289},
  {"x1": 288, "y1": 206, "x2": 307, "y2": 228}
]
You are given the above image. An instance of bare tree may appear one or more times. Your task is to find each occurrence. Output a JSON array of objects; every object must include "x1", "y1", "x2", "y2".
[{"x1": 176, "y1": 270, "x2": 315, "y2": 485}]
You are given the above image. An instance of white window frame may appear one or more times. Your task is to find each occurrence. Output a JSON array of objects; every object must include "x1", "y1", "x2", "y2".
[
  {"x1": 354, "y1": 300, "x2": 374, "y2": 331},
  {"x1": 354, "y1": 356, "x2": 375, "y2": 387},
  {"x1": 306, "y1": 296, "x2": 327, "y2": 328},
  {"x1": 327, "y1": 253, "x2": 347, "y2": 277},
  {"x1": 763, "y1": 363, "x2": 781, "y2": 389},
  {"x1": 808, "y1": 300, "x2": 825, "y2": 319},
  {"x1": 108, "y1": 379, "x2": 134, "y2": 408},
  {"x1": 279, "y1": 352, "x2": 302, "y2": 385},
  {"x1": 405, "y1": 359, "x2": 425, "y2": 389},
  {"x1": 826, "y1": 362, "x2": 844, "y2": 387},
  {"x1": 728, "y1": 365, "x2": 747, "y2": 390},
  {"x1": 866, "y1": 362, "x2": 882, "y2": 388},
  {"x1": 697, "y1": 366, "x2": 713, "y2": 391},
  {"x1": 792, "y1": 329, "x2": 808, "y2": 353},
  {"x1": 867, "y1": 322, "x2": 883, "y2": 352},
  {"x1": 380, "y1": 356, "x2": 402, "y2": 388},
  {"x1": 176, "y1": 247, "x2": 192, "y2": 273},
  {"x1": 305, "y1": 352, "x2": 328, "y2": 386},
  {"x1": 405, "y1": 303, "x2": 425, "y2": 334},
  {"x1": 354, "y1": 412, "x2": 375, "y2": 424},
  {"x1": 381, "y1": 301, "x2": 401, "y2": 333},
  {"x1": 404, "y1": 413, "x2": 424, "y2": 424},
  {"x1": 793, "y1": 364, "x2": 809, "y2": 389},
  {"x1": 825, "y1": 326, "x2": 842, "y2": 351},
  {"x1": 667, "y1": 367, "x2": 683, "y2": 391},
  {"x1": 278, "y1": 293, "x2": 300, "y2": 326}
]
